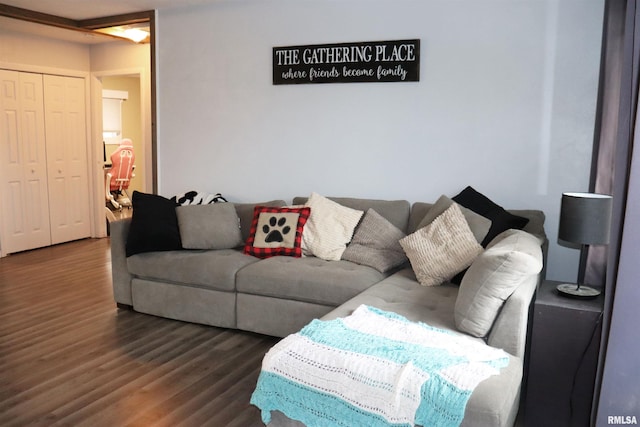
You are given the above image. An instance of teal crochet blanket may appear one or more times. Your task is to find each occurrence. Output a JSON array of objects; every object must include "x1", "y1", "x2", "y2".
[{"x1": 251, "y1": 305, "x2": 509, "y2": 427}]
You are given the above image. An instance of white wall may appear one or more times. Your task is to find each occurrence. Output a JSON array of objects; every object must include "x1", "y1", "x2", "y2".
[
  {"x1": 156, "y1": 0, "x2": 604, "y2": 282},
  {"x1": 0, "y1": 29, "x2": 90, "y2": 72}
]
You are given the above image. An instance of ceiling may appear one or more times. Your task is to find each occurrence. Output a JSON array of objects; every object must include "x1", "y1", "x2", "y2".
[
  {"x1": 0, "y1": 16, "x2": 114, "y2": 44},
  {"x1": 0, "y1": 0, "x2": 217, "y2": 20},
  {"x1": 0, "y1": 0, "x2": 218, "y2": 44}
]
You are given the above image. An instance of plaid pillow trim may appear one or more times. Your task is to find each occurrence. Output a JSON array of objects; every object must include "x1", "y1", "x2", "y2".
[{"x1": 243, "y1": 206, "x2": 311, "y2": 258}]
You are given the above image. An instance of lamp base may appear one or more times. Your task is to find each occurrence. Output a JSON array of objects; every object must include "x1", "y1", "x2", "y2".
[{"x1": 556, "y1": 283, "x2": 601, "y2": 299}]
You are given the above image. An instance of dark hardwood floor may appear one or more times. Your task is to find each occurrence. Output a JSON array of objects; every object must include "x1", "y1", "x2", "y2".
[{"x1": 0, "y1": 237, "x2": 278, "y2": 427}]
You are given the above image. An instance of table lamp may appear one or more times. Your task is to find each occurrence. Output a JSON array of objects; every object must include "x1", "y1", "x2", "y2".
[{"x1": 557, "y1": 192, "x2": 613, "y2": 298}]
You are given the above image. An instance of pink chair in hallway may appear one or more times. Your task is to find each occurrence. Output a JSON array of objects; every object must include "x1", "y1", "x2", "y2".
[{"x1": 106, "y1": 138, "x2": 135, "y2": 210}]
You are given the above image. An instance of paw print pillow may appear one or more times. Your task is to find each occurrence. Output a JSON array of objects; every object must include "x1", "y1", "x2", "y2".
[{"x1": 243, "y1": 206, "x2": 311, "y2": 258}]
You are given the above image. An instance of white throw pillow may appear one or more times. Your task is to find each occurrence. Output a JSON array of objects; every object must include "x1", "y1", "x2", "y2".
[
  {"x1": 302, "y1": 192, "x2": 364, "y2": 261},
  {"x1": 455, "y1": 229, "x2": 543, "y2": 338},
  {"x1": 399, "y1": 203, "x2": 483, "y2": 287}
]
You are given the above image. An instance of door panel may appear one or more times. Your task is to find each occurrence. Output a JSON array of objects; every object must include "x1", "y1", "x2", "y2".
[
  {"x1": 0, "y1": 70, "x2": 51, "y2": 253},
  {"x1": 0, "y1": 72, "x2": 91, "y2": 254},
  {"x1": 43, "y1": 75, "x2": 90, "y2": 245}
]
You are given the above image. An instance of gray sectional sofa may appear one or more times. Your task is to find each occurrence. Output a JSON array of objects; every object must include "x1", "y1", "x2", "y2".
[{"x1": 109, "y1": 193, "x2": 547, "y2": 427}]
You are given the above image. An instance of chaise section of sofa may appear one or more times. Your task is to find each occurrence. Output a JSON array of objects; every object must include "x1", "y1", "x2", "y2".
[
  {"x1": 265, "y1": 273, "x2": 537, "y2": 427},
  {"x1": 254, "y1": 200, "x2": 546, "y2": 427},
  {"x1": 309, "y1": 267, "x2": 538, "y2": 427}
]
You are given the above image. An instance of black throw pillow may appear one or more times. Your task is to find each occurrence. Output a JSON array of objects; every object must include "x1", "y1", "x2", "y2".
[
  {"x1": 452, "y1": 186, "x2": 529, "y2": 247},
  {"x1": 125, "y1": 191, "x2": 182, "y2": 257}
]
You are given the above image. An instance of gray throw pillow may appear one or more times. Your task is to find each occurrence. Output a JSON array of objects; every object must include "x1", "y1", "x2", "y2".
[
  {"x1": 454, "y1": 229, "x2": 543, "y2": 337},
  {"x1": 417, "y1": 195, "x2": 492, "y2": 244},
  {"x1": 176, "y1": 203, "x2": 242, "y2": 249},
  {"x1": 341, "y1": 209, "x2": 408, "y2": 273}
]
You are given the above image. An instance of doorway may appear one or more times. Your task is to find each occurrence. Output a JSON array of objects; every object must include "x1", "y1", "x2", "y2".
[
  {"x1": 0, "y1": 8, "x2": 156, "y2": 248},
  {"x1": 91, "y1": 65, "x2": 151, "y2": 237},
  {"x1": 98, "y1": 73, "x2": 146, "y2": 231},
  {"x1": 101, "y1": 75, "x2": 144, "y2": 196}
]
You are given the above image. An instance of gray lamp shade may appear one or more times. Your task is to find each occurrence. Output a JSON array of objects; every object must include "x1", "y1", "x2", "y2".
[{"x1": 558, "y1": 192, "x2": 613, "y2": 245}]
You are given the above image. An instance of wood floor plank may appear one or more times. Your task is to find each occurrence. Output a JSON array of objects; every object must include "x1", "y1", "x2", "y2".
[{"x1": 0, "y1": 238, "x2": 279, "y2": 426}]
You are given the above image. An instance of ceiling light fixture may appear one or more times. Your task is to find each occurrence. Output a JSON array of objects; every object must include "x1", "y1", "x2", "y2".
[
  {"x1": 94, "y1": 24, "x2": 150, "y2": 43},
  {"x1": 122, "y1": 28, "x2": 148, "y2": 43}
]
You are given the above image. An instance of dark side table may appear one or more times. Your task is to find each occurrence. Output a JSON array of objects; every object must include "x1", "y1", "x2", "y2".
[{"x1": 524, "y1": 280, "x2": 604, "y2": 427}]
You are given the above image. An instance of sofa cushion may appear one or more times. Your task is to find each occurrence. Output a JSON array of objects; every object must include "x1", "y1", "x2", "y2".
[
  {"x1": 455, "y1": 229, "x2": 543, "y2": 338},
  {"x1": 235, "y1": 256, "x2": 385, "y2": 306},
  {"x1": 176, "y1": 203, "x2": 242, "y2": 250},
  {"x1": 126, "y1": 191, "x2": 182, "y2": 256},
  {"x1": 301, "y1": 192, "x2": 364, "y2": 261},
  {"x1": 243, "y1": 206, "x2": 310, "y2": 258},
  {"x1": 407, "y1": 202, "x2": 435, "y2": 234},
  {"x1": 341, "y1": 208, "x2": 408, "y2": 272},
  {"x1": 322, "y1": 268, "x2": 464, "y2": 333},
  {"x1": 452, "y1": 186, "x2": 529, "y2": 246},
  {"x1": 417, "y1": 195, "x2": 492, "y2": 244},
  {"x1": 400, "y1": 204, "x2": 483, "y2": 287},
  {"x1": 514, "y1": 209, "x2": 548, "y2": 243},
  {"x1": 127, "y1": 248, "x2": 258, "y2": 292}
]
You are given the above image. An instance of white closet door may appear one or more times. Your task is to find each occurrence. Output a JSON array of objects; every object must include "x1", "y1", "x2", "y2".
[
  {"x1": 43, "y1": 75, "x2": 91, "y2": 245},
  {"x1": 0, "y1": 70, "x2": 52, "y2": 253}
]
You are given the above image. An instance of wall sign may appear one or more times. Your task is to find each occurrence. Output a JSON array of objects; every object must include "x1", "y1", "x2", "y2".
[{"x1": 273, "y1": 39, "x2": 420, "y2": 85}]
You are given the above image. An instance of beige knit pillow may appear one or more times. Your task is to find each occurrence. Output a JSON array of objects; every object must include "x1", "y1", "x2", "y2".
[
  {"x1": 400, "y1": 203, "x2": 483, "y2": 286},
  {"x1": 302, "y1": 192, "x2": 364, "y2": 261}
]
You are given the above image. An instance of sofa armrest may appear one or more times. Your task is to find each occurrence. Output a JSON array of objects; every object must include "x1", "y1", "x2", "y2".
[
  {"x1": 110, "y1": 218, "x2": 134, "y2": 306},
  {"x1": 487, "y1": 274, "x2": 539, "y2": 358}
]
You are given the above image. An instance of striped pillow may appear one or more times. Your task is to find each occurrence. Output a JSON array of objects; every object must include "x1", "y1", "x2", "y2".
[{"x1": 400, "y1": 203, "x2": 483, "y2": 287}]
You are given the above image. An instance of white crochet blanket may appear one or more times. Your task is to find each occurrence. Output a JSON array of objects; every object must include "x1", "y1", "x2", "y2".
[{"x1": 251, "y1": 305, "x2": 509, "y2": 427}]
